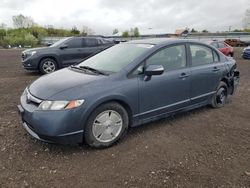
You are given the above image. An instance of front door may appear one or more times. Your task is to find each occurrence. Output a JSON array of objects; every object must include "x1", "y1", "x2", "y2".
[
  {"x1": 59, "y1": 38, "x2": 84, "y2": 67},
  {"x1": 137, "y1": 44, "x2": 191, "y2": 120}
]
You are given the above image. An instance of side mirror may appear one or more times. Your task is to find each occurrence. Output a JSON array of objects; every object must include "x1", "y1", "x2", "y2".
[
  {"x1": 144, "y1": 65, "x2": 164, "y2": 76},
  {"x1": 60, "y1": 44, "x2": 68, "y2": 49}
]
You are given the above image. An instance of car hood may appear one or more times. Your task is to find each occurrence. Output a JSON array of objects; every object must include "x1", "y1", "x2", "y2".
[
  {"x1": 23, "y1": 47, "x2": 48, "y2": 53},
  {"x1": 29, "y1": 68, "x2": 106, "y2": 100}
]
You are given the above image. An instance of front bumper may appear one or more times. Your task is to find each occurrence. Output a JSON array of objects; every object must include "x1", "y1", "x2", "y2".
[
  {"x1": 18, "y1": 93, "x2": 85, "y2": 145},
  {"x1": 22, "y1": 56, "x2": 39, "y2": 70}
]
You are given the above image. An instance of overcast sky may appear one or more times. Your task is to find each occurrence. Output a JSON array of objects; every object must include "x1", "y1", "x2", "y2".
[{"x1": 0, "y1": 0, "x2": 249, "y2": 35}]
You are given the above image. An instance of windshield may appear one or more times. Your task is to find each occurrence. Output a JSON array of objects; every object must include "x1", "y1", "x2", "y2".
[
  {"x1": 50, "y1": 37, "x2": 71, "y2": 47},
  {"x1": 78, "y1": 43, "x2": 154, "y2": 73}
]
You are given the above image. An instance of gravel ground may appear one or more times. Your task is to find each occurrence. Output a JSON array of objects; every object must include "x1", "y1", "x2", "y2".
[{"x1": 0, "y1": 48, "x2": 249, "y2": 187}]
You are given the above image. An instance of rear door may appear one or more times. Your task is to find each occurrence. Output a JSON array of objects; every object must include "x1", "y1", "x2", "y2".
[{"x1": 189, "y1": 43, "x2": 224, "y2": 104}]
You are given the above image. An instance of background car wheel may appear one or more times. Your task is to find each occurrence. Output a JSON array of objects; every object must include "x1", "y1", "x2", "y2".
[
  {"x1": 39, "y1": 58, "x2": 57, "y2": 74},
  {"x1": 228, "y1": 53, "x2": 234, "y2": 57},
  {"x1": 211, "y1": 81, "x2": 228, "y2": 108},
  {"x1": 84, "y1": 102, "x2": 129, "y2": 148}
]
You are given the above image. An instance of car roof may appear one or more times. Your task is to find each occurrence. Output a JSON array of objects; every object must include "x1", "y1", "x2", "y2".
[
  {"x1": 202, "y1": 40, "x2": 225, "y2": 44},
  {"x1": 126, "y1": 38, "x2": 205, "y2": 46}
]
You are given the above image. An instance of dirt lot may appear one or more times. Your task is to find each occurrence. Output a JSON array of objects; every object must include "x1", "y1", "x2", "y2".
[{"x1": 0, "y1": 48, "x2": 249, "y2": 188}]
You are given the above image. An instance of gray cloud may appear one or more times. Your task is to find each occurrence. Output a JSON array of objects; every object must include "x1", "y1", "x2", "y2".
[{"x1": 0, "y1": 0, "x2": 249, "y2": 35}]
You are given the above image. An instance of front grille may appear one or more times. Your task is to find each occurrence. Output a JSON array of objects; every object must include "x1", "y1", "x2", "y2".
[{"x1": 26, "y1": 90, "x2": 42, "y2": 106}]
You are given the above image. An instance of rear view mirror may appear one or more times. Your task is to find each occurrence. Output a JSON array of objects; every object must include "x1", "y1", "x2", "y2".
[
  {"x1": 144, "y1": 65, "x2": 164, "y2": 76},
  {"x1": 60, "y1": 44, "x2": 68, "y2": 49}
]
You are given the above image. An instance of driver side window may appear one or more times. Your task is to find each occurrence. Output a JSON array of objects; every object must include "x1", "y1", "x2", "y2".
[
  {"x1": 65, "y1": 38, "x2": 81, "y2": 48},
  {"x1": 146, "y1": 45, "x2": 187, "y2": 72}
]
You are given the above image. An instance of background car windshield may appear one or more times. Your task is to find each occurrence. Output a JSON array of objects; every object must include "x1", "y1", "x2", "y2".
[
  {"x1": 50, "y1": 37, "x2": 71, "y2": 47},
  {"x1": 78, "y1": 43, "x2": 154, "y2": 73}
]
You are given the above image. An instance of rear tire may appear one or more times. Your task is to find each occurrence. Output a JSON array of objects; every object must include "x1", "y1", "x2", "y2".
[
  {"x1": 84, "y1": 102, "x2": 129, "y2": 148},
  {"x1": 39, "y1": 58, "x2": 57, "y2": 74},
  {"x1": 211, "y1": 82, "x2": 228, "y2": 108}
]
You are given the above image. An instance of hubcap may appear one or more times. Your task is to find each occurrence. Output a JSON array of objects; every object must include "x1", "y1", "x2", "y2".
[
  {"x1": 42, "y1": 61, "x2": 56, "y2": 74},
  {"x1": 92, "y1": 110, "x2": 123, "y2": 143}
]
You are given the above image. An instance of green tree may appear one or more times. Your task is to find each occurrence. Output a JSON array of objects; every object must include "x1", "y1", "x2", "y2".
[
  {"x1": 122, "y1": 31, "x2": 129, "y2": 37},
  {"x1": 134, "y1": 27, "x2": 140, "y2": 37},
  {"x1": 191, "y1": 28, "x2": 198, "y2": 33},
  {"x1": 0, "y1": 29, "x2": 7, "y2": 46},
  {"x1": 71, "y1": 26, "x2": 80, "y2": 35},
  {"x1": 202, "y1": 29, "x2": 209, "y2": 33}
]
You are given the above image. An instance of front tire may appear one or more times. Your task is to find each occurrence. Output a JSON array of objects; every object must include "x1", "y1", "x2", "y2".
[
  {"x1": 211, "y1": 81, "x2": 228, "y2": 108},
  {"x1": 39, "y1": 58, "x2": 57, "y2": 74},
  {"x1": 84, "y1": 102, "x2": 129, "y2": 148}
]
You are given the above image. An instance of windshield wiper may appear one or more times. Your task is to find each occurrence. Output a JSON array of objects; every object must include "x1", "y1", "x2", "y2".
[
  {"x1": 79, "y1": 66, "x2": 108, "y2": 75},
  {"x1": 70, "y1": 65, "x2": 85, "y2": 71}
]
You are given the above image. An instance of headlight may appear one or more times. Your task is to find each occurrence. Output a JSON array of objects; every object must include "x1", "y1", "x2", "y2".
[
  {"x1": 38, "y1": 100, "x2": 84, "y2": 110},
  {"x1": 25, "y1": 51, "x2": 37, "y2": 58}
]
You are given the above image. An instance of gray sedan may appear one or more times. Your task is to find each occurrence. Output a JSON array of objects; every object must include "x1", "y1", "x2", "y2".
[{"x1": 18, "y1": 38, "x2": 239, "y2": 148}]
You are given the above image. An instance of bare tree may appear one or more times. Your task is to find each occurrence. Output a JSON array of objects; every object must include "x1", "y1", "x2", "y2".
[
  {"x1": 81, "y1": 26, "x2": 94, "y2": 36},
  {"x1": 0, "y1": 23, "x2": 7, "y2": 29},
  {"x1": 112, "y1": 28, "x2": 119, "y2": 35},
  {"x1": 12, "y1": 14, "x2": 35, "y2": 28},
  {"x1": 243, "y1": 8, "x2": 250, "y2": 29}
]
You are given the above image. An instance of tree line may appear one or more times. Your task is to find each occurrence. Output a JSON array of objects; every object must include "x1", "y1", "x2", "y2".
[{"x1": 0, "y1": 14, "x2": 93, "y2": 47}]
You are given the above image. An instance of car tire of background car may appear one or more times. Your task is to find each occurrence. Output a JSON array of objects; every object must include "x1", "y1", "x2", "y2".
[
  {"x1": 84, "y1": 102, "x2": 129, "y2": 148},
  {"x1": 39, "y1": 58, "x2": 58, "y2": 74},
  {"x1": 211, "y1": 81, "x2": 228, "y2": 108},
  {"x1": 229, "y1": 53, "x2": 234, "y2": 57}
]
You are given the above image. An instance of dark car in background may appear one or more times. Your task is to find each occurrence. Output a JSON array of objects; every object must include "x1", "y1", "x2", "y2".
[
  {"x1": 208, "y1": 41, "x2": 234, "y2": 57},
  {"x1": 18, "y1": 39, "x2": 239, "y2": 148},
  {"x1": 224, "y1": 39, "x2": 248, "y2": 47},
  {"x1": 22, "y1": 37, "x2": 114, "y2": 74},
  {"x1": 242, "y1": 46, "x2": 250, "y2": 59}
]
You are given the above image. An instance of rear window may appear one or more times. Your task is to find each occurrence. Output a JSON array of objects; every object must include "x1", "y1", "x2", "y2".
[
  {"x1": 82, "y1": 38, "x2": 98, "y2": 47},
  {"x1": 190, "y1": 44, "x2": 214, "y2": 66},
  {"x1": 218, "y1": 42, "x2": 227, "y2": 48}
]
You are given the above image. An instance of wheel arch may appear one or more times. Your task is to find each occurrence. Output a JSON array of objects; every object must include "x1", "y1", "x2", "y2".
[
  {"x1": 83, "y1": 96, "x2": 134, "y2": 129},
  {"x1": 38, "y1": 56, "x2": 59, "y2": 69},
  {"x1": 220, "y1": 77, "x2": 229, "y2": 88}
]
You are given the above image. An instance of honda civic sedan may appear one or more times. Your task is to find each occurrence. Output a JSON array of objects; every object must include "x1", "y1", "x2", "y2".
[{"x1": 18, "y1": 39, "x2": 239, "y2": 148}]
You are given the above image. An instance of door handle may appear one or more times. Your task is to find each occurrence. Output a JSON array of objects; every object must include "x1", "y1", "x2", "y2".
[
  {"x1": 213, "y1": 67, "x2": 220, "y2": 72},
  {"x1": 179, "y1": 73, "x2": 190, "y2": 79}
]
